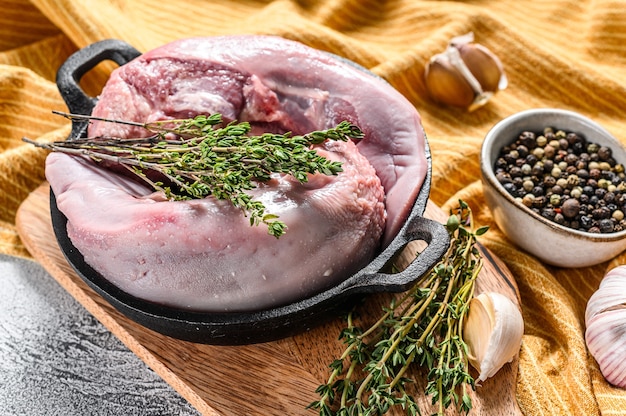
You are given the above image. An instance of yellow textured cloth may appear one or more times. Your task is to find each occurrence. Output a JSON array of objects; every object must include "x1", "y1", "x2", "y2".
[{"x1": 3, "y1": 0, "x2": 626, "y2": 414}]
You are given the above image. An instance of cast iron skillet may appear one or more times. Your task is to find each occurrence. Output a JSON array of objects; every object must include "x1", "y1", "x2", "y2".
[{"x1": 51, "y1": 39, "x2": 450, "y2": 345}]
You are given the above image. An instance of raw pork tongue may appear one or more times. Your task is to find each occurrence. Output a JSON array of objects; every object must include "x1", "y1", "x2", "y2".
[
  {"x1": 47, "y1": 35, "x2": 428, "y2": 312},
  {"x1": 47, "y1": 140, "x2": 385, "y2": 312}
]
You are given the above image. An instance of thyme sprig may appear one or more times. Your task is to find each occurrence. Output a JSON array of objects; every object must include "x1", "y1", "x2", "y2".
[
  {"x1": 309, "y1": 200, "x2": 488, "y2": 416},
  {"x1": 24, "y1": 112, "x2": 364, "y2": 238}
]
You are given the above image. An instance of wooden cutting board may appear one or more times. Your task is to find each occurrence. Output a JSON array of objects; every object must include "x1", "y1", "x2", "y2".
[{"x1": 16, "y1": 184, "x2": 522, "y2": 416}]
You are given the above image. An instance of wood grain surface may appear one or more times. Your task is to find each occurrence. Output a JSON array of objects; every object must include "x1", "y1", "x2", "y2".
[{"x1": 16, "y1": 184, "x2": 522, "y2": 416}]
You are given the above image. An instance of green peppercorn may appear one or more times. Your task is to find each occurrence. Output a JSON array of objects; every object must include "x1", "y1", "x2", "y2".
[
  {"x1": 550, "y1": 194, "x2": 561, "y2": 206},
  {"x1": 536, "y1": 135, "x2": 547, "y2": 147},
  {"x1": 598, "y1": 179, "x2": 610, "y2": 189},
  {"x1": 588, "y1": 143, "x2": 600, "y2": 154}
]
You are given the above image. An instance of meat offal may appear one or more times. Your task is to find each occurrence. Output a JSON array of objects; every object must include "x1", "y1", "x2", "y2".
[{"x1": 46, "y1": 36, "x2": 428, "y2": 312}]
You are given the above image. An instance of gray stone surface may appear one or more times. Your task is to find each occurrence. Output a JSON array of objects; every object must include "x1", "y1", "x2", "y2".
[{"x1": 0, "y1": 254, "x2": 200, "y2": 416}]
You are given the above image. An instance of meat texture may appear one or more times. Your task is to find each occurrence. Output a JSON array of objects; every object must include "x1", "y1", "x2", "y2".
[
  {"x1": 47, "y1": 35, "x2": 428, "y2": 312},
  {"x1": 48, "y1": 140, "x2": 385, "y2": 311}
]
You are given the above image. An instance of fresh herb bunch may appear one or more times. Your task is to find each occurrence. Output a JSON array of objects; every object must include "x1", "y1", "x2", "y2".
[
  {"x1": 24, "y1": 112, "x2": 363, "y2": 238},
  {"x1": 309, "y1": 201, "x2": 488, "y2": 416}
]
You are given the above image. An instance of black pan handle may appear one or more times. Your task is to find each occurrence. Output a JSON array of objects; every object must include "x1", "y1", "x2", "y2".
[
  {"x1": 339, "y1": 215, "x2": 450, "y2": 296},
  {"x1": 56, "y1": 39, "x2": 141, "y2": 140}
]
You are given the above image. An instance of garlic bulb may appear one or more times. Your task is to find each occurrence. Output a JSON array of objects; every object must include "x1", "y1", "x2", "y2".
[
  {"x1": 585, "y1": 265, "x2": 626, "y2": 388},
  {"x1": 424, "y1": 32, "x2": 507, "y2": 111},
  {"x1": 463, "y1": 292, "x2": 524, "y2": 382}
]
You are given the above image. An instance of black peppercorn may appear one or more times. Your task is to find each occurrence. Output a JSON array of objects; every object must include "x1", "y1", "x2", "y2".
[
  {"x1": 577, "y1": 169, "x2": 589, "y2": 179},
  {"x1": 519, "y1": 131, "x2": 536, "y2": 148},
  {"x1": 495, "y1": 157, "x2": 508, "y2": 170},
  {"x1": 581, "y1": 215, "x2": 594, "y2": 229},
  {"x1": 592, "y1": 206, "x2": 611, "y2": 219},
  {"x1": 496, "y1": 171, "x2": 512, "y2": 184},
  {"x1": 509, "y1": 166, "x2": 522, "y2": 177},
  {"x1": 551, "y1": 185, "x2": 564, "y2": 195},
  {"x1": 595, "y1": 188, "x2": 607, "y2": 199},
  {"x1": 526, "y1": 154, "x2": 538, "y2": 165},
  {"x1": 598, "y1": 146, "x2": 612, "y2": 161},
  {"x1": 544, "y1": 176, "x2": 557, "y2": 187},
  {"x1": 503, "y1": 183, "x2": 517, "y2": 194},
  {"x1": 543, "y1": 159, "x2": 554, "y2": 172},
  {"x1": 599, "y1": 218, "x2": 614, "y2": 233},
  {"x1": 533, "y1": 195, "x2": 548, "y2": 208},
  {"x1": 554, "y1": 213, "x2": 566, "y2": 225}
]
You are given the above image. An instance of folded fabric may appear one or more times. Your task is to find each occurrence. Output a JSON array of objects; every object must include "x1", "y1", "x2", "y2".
[{"x1": 2, "y1": 0, "x2": 626, "y2": 414}]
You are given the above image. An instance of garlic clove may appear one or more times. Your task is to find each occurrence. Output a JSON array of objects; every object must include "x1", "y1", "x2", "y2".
[
  {"x1": 424, "y1": 52, "x2": 477, "y2": 108},
  {"x1": 456, "y1": 42, "x2": 508, "y2": 93},
  {"x1": 463, "y1": 292, "x2": 524, "y2": 382},
  {"x1": 424, "y1": 32, "x2": 507, "y2": 111},
  {"x1": 584, "y1": 265, "x2": 626, "y2": 388},
  {"x1": 585, "y1": 308, "x2": 626, "y2": 388},
  {"x1": 585, "y1": 266, "x2": 626, "y2": 323}
]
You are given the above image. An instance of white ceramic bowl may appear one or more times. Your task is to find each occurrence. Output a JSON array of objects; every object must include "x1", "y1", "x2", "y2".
[{"x1": 480, "y1": 108, "x2": 626, "y2": 267}]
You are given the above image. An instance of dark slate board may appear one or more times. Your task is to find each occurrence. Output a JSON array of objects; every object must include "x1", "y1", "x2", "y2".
[{"x1": 0, "y1": 254, "x2": 200, "y2": 416}]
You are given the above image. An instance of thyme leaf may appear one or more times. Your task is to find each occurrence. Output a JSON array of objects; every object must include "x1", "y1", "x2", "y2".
[
  {"x1": 308, "y1": 200, "x2": 485, "y2": 415},
  {"x1": 24, "y1": 112, "x2": 364, "y2": 238}
]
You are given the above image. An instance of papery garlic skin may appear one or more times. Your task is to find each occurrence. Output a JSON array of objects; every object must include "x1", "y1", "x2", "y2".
[
  {"x1": 463, "y1": 292, "x2": 524, "y2": 382},
  {"x1": 585, "y1": 265, "x2": 626, "y2": 388},
  {"x1": 424, "y1": 32, "x2": 507, "y2": 111}
]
